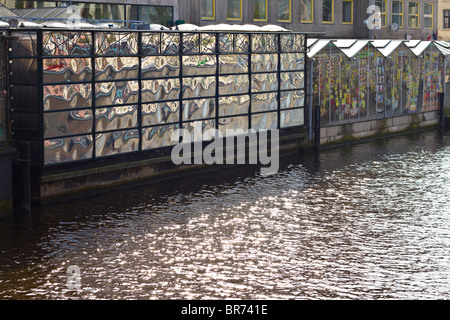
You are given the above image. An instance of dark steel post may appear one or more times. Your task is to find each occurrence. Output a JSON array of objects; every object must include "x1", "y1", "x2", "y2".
[
  {"x1": 277, "y1": 33, "x2": 281, "y2": 130},
  {"x1": 138, "y1": 31, "x2": 143, "y2": 152},
  {"x1": 91, "y1": 30, "x2": 96, "y2": 159},
  {"x1": 314, "y1": 105, "x2": 320, "y2": 152},
  {"x1": 17, "y1": 141, "x2": 30, "y2": 213},
  {"x1": 215, "y1": 32, "x2": 219, "y2": 131},
  {"x1": 440, "y1": 92, "x2": 445, "y2": 130},
  {"x1": 178, "y1": 32, "x2": 184, "y2": 143},
  {"x1": 37, "y1": 30, "x2": 44, "y2": 168},
  {"x1": 248, "y1": 33, "x2": 252, "y2": 130}
]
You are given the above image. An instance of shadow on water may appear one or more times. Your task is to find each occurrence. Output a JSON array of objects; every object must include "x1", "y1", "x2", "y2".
[{"x1": 1, "y1": 128, "x2": 449, "y2": 299}]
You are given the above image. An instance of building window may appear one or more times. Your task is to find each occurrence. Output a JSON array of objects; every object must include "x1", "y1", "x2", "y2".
[
  {"x1": 126, "y1": 5, "x2": 173, "y2": 26},
  {"x1": 78, "y1": 3, "x2": 125, "y2": 22},
  {"x1": 2, "y1": 0, "x2": 57, "y2": 9},
  {"x1": 278, "y1": 0, "x2": 291, "y2": 22},
  {"x1": 278, "y1": 0, "x2": 291, "y2": 21},
  {"x1": 201, "y1": 0, "x2": 215, "y2": 20},
  {"x1": 423, "y1": 3, "x2": 433, "y2": 29},
  {"x1": 444, "y1": 10, "x2": 450, "y2": 29},
  {"x1": 392, "y1": 1, "x2": 403, "y2": 28},
  {"x1": 375, "y1": 0, "x2": 387, "y2": 27},
  {"x1": 300, "y1": 0, "x2": 313, "y2": 22},
  {"x1": 342, "y1": 0, "x2": 353, "y2": 24},
  {"x1": 227, "y1": 0, "x2": 242, "y2": 20},
  {"x1": 408, "y1": 2, "x2": 419, "y2": 28},
  {"x1": 322, "y1": 0, "x2": 333, "y2": 23},
  {"x1": 254, "y1": 0, "x2": 267, "y2": 21}
]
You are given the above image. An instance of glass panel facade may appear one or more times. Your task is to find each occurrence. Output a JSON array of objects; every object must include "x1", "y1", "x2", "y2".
[{"x1": 8, "y1": 30, "x2": 307, "y2": 167}]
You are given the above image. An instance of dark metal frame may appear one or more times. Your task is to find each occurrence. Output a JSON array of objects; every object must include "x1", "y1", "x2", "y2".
[{"x1": 6, "y1": 28, "x2": 309, "y2": 168}]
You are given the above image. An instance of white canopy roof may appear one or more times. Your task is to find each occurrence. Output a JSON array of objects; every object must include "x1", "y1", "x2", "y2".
[
  {"x1": 434, "y1": 41, "x2": 450, "y2": 56},
  {"x1": 307, "y1": 39, "x2": 332, "y2": 58},
  {"x1": 372, "y1": 39, "x2": 403, "y2": 57},
  {"x1": 307, "y1": 38, "x2": 447, "y2": 59},
  {"x1": 335, "y1": 39, "x2": 370, "y2": 58},
  {"x1": 405, "y1": 40, "x2": 432, "y2": 56}
]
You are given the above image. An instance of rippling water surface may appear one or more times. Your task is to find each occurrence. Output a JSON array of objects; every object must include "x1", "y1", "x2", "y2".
[{"x1": 1, "y1": 130, "x2": 450, "y2": 299}]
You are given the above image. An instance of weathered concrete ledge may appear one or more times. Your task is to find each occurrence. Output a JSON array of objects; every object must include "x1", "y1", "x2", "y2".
[
  {"x1": 319, "y1": 112, "x2": 440, "y2": 146},
  {"x1": 37, "y1": 131, "x2": 308, "y2": 203}
]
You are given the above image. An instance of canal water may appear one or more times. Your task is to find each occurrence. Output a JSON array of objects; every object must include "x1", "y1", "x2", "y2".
[{"x1": 1, "y1": 129, "x2": 450, "y2": 299}]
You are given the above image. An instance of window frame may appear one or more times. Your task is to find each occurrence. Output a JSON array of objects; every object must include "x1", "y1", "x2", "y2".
[
  {"x1": 407, "y1": 2, "x2": 419, "y2": 29},
  {"x1": 300, "y1": 0, "x2": 313, "y2": 23},
  {"x1": 423, "y1": 3, "x2": 433, "y2": 29},
  {"x1": 253, "y1": 0, "x2": 268, "y2": 21},
  {"x1": 201, "y1": 0, "x2": 215, "y2": 20},
  {"x1": 342, "y1": 0, "x2": 353, "y2": 24},
  {"x1": 278, "y1": 0, "x2": 291, "y2": 22},
  {"x1": 444, "y1": 10, "x2": 450, "y2": 29},
  {"x1": 392, "y1": 0, "x2": 404, "y2": 29},
  {"x1": 227, "y1": 0, "x2": 242, "y2": 20},
  {"x1": 375, "y1": 0, "x2": 387, "y2": 28},
  {"x1": 322, "y1": 0, "x2": 334, "y2": 24}
]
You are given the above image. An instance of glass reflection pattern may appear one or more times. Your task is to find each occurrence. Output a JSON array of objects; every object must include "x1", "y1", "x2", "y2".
[
  {"x1": 43, "y1": 84, "x2": 92, "y2": 111},
  {"x1": 95, "y1": 106, "x2": 138, "y2": 132},
  {"x1": 95, "y1": 129, "x2": 139, "y2": 157},
  {"x1": 182, "y1": 99, "x2": 215, "y2": 121},
  {"x1": 182, "y1": 77, "x2": 216, "y2": 99},
  {"x1": 44, "y1": 135, "x2": 93, "y2": 165},
  {"x1": 142, "y1": 102, "x2": 179, "y2": 126},
  {"x1": 142, "y1": 79, "x2": 180, "y2": 102},
  {"x1": 95, "y1": 57, "x2": 139, "y2": 81},
  {"x1": 95, "y1": 32, "x2": 138, "y2": 55},
  {"x1": 142, "y1": 55, "x2": 180, "y2": 78},
  {"x1": 142, "y1": 124, "x2": 179, "y2": 150},
  {"x1": 95, "y1": 81, "x2": 139, "y2": 107},
  {"x1": 9, "y1": 30, "x2": 307, "y2": 166},
  {"x1": 44, "y1": 109, "x2": 93, "y2": 139},
  {"x1": 218, "y1": 116, "x2": 249, "y2": 136},
  {"x1": 219, "y1": 95, "x2": 250, "y2": 116},
  {"x1": 43, "y1": 31, "x2": 92, "y2": 56},
  {"x1": 219, "y1": 55, "x2": 248, "y2": 74},
  {"x1": 43, "y1": 58, "x2": 92, "y2": 83},
  {"x1": 183, "y1": 55, "x2": 216, "y2": 76}
]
